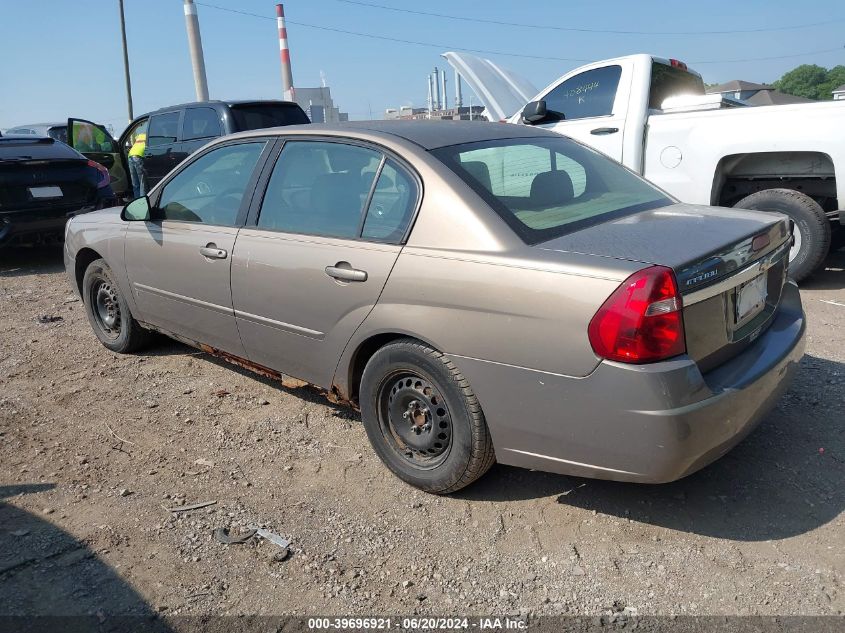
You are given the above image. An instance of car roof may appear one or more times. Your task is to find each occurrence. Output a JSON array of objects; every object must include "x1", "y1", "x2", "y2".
[
  {"x1": 231, "y1": 120, "x2": 561, "y2": 150},
  {"x1": 7, "y1": 123, "x2": 65, "y2": 130},
  {"x1": 135, "y1": 99, "x2": 301, "y2": 119}
]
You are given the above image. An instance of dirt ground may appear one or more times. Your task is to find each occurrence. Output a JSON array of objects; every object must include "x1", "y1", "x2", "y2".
[{"x1": 0, "y1": 244, "x2": 842, "y2": 622}]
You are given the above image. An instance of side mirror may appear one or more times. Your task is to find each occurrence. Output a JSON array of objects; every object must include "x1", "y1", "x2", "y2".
[
  {"x1": 522, "y1": 100, "x2": 551, "y2": 124},
  {"x1": 121, "y1": 195, "x2": 150, "y2": 221}
]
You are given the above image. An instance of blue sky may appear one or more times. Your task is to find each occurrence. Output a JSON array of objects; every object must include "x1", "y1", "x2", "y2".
[{"x1": 1, "y1": 0, "x2": 843, "y2": 133}]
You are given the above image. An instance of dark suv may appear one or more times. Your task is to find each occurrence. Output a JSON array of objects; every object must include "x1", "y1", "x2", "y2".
[{"x1": 68, "y1": 100, "x2": 309, "y2": 197}]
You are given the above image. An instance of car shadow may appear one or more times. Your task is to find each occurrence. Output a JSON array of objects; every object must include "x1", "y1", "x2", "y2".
[
  {"x1": 456, "y1": 354, "x2": 844, "y2": 542},
  {"x1": 0, "y1": 484, "x2": 171, "y2": 631},
  {"x1": 801, "y1": 244, "x2": 844, "y2": 291},
  {"x1": 0, "y1": 245, "x2": 65, "y2": 277}
]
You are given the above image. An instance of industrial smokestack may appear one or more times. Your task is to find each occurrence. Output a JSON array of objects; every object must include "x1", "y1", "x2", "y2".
[
  {"x1": 427, "y1": 74, "x2": 434, "y2": 114},
  {"x1": 433, "y1": 67, "x2": 441, "y2": 111},
  {"x1": 183, "y1": 0, "x2": 209, "y2": 101},
  {"x1": 276, "y1": 4, "x2": 295, "y2": 100},
  {"x1": 454, "y1": 69, "x2": 463, "y2": 108},
  {"x1": 441, "y1": 70, "x2": 448, "y2": 110}
]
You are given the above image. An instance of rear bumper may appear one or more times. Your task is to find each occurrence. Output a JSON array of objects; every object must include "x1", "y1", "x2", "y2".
[
  {"x1": 453, "y1": 281, "x2": 806, "y2": 483},
  {"x1": 0, "y1": 197, "x2": 113, "y2": 247}
]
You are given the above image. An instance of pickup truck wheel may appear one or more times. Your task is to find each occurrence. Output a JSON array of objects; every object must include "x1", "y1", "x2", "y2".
[
  {"x1": 82, "y1": 258, "x2": 151, "y2": 353},
  {"x1": 359, "y1": 339, "x2": 495, "y2": 494},
  {"x1": 734, "y1": 189, "x2": 830, "y2": 282}
]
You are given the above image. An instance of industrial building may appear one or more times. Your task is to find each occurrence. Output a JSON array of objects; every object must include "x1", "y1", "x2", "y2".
[
  {"x1": 383, "y1": 65, "x2": 486, "y2": 120},
  {"x1": 293, "y1": 86, "x2": 349, "y2": 123},
  {"x1": 384, "y1": 105, "x2": 486, "y2": 121}
]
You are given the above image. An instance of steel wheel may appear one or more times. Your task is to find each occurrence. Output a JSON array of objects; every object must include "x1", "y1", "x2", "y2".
[
  {"x1": 91, "y1": 279, "x2": 122, "y2": 340},
  {"x1": 82, "y1": 258, "x2": 151, "y2": 353},
  {"x1": 360, "y1": 338, "x2": 496, "y2": 493},
  {"x1": 377, "y1": 371, "x2": 453, "y2": 470}
]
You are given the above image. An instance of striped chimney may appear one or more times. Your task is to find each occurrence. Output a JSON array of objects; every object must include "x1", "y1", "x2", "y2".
[{"x1": 276, "y1": 4, "x2": 295, "y2": 101}]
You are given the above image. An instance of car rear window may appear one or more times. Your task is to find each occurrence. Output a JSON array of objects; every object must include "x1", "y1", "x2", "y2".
[
  {"x1": 431, "y1": 136, "x2": 672, "y2": 244},
  {"x1": 229, "y1": 103, "x2": 310, "y2": 131},
  {"x1": 649, "y1": 62, "x2": 705, "y2": 109},
  {"x1": 0, "y1": 137, "x2": 81, "y2": 161}
]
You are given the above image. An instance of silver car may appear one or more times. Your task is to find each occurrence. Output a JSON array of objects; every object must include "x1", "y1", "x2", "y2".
[{"x1": 64, "y1": 121, "x2": 805, "y2": 493}]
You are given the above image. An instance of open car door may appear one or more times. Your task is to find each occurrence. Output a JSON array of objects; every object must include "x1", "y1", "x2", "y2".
[
  {"x1": 441, "y1": 51, "x2": 539, "y2": 122},
  {"x1": 67, "y1": 118, "x2": 129, "y2": 198}
]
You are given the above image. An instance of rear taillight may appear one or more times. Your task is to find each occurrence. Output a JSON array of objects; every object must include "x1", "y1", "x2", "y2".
[
  {"x1": 588, "y1": 266, "x2": 686, "y2": 364},
  {"x1": 87, "y1": 159, "x2": 110, "y2": 189},
  {"x1": 669, "y1": 58, "x2": 688, "y2": 71}
]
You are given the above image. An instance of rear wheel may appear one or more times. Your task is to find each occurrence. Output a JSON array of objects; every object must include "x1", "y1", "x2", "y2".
[
  {"x1": 734, "y1": 188, "x2": 830, "y2": 282},
  {"x1": 82, "y1": 258, "x2": 151, "y2": 353},
  {"x1": 359, "y1": 339, "x2": 495, "y2": 494}
]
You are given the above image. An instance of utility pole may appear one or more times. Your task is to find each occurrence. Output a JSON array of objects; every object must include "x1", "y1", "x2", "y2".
[
  {"x1": 117, "y1": 0, "x2": 133, "y2": 122},
  {"x1": 183, "y1": 0, "x2": 209, "y2": 101}
]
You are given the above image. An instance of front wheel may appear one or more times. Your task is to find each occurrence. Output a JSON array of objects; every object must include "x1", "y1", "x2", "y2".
[
  {"x1": 734, "y1": 188, "x2": 831, "y2": 282},
  {"x1": 359, "y1": 339, "x2": 495, "y2": 494},
  {"x1": 82, "y1": 258, "x2": 151, "y2": 353}
]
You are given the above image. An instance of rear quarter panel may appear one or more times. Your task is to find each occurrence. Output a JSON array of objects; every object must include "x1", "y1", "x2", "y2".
[{"x1": 360, "y1": 247, "x2": 639, "y2": 378}]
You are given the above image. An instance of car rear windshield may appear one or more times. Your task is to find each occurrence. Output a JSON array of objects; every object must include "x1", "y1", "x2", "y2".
[
  {"x1": 649, "y1": 62, "x2": 705, "y2": 109},
  {"x1": 431, "y1": 136, "x2": 672, "y2": 244},
  {"x1": 229, "y1": 103, "x2": 310, "y2": 131},
  {"x1": 0, "y1": 137, "x2": 80, "y2": 161}
]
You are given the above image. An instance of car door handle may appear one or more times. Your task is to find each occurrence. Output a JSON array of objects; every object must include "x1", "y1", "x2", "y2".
[
  {"x1": 325, "y1": 263, "x2": 367, "y2": 282},
  {"x1": 590, "y1": 127, "x2": 619, "y2": 135},
  {"x1": 199, "y1": 244, "x2": 227, "y2": 259}
]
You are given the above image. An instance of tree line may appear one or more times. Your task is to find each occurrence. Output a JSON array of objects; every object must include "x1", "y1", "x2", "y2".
[{"x1": 773, "y1": 64, "x2": 845, "y2": 100}]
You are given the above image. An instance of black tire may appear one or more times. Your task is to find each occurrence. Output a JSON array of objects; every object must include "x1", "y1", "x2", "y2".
[
  {"x1": 359, "y1": 338, "x2": 495, "y2": 494},
  {"x1": 82, "y1": 258, "x2": 151, "y2": 353},
  {"x1": 734, "y1": 188, "x2": 831, "y2": 282}
]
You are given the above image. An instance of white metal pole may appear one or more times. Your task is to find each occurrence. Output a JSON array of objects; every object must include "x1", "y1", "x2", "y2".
[{"x1": 183, "y1": 0, "x2": 209, "y2": 101}]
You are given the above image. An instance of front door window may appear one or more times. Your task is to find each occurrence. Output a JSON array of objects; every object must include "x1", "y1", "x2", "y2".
[{"x1": 155, "y1": 142, "x2": 266, "y2": 225}]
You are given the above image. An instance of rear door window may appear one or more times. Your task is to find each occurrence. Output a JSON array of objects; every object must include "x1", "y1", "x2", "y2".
[
  {"x1": 183, "y1": 107, "x2": 223, "y2": 141},
  {"x1": 361, "y1": 160, "x2": 417, "y2": 241},
  {"x1": 257, "y1": 141, "x2": 381, "y2": 238},
  {"x1": 544, "y1": 65, "x2": 622, "y2": 120},
  {"x1": 147, "y1": 111, "x2": 181, "y2": 147}
]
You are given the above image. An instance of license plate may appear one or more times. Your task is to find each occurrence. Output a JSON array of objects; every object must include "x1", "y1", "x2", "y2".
[
  {"x1": 736, "y1": 274, "x2": 768, "y2": 322},
  {"x1": 29, "y1": 186, "x2": 63, "y2": 199}
]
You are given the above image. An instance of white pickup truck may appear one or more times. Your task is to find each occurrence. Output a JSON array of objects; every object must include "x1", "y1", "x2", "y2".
[{"x1": 445, "y1": 52, "x2": 845, "y2": 281}]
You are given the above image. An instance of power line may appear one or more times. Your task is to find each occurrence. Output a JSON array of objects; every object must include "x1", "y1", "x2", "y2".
[
  {"x1": 194, "y1": 2, "x2": 844, "y2": 65},
  {"x1": 194, "y1": 1, "x2": 591, "y2": 61},
  {"x1": 693, "y1": 46, "x2": 844, "y2": 64},
  {"x1": 336, "y1": 0, "x2": 845, "y2": 36}
]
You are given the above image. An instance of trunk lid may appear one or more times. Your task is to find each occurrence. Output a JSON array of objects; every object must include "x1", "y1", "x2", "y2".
[
  {"x1": 539, "y1": 203, "x2": 792, "y2": 372},
  {"x1": 0, "y1": 157, "x2": 97, "y2": 213}
]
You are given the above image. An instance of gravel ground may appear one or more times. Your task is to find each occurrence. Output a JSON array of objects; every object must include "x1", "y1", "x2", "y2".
[{"x1": 0, "y1": 245, "x2": 842, "y2": 621}]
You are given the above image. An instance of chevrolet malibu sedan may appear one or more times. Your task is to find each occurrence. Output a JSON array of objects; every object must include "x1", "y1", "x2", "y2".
[{"x1": 64, "y1": 121, "x2": 805, "y2": 493}]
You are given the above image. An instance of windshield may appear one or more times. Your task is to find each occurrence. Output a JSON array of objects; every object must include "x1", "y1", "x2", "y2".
[
  {"x1": 431, "y1": 136, "x2": 672, "y2": 244},
  {"x1": 229, "y1": 103, "x2": 310, "y2": 131},
  {"x1": 649, "y1": 62, "x2": 705, "y2": 109}
]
